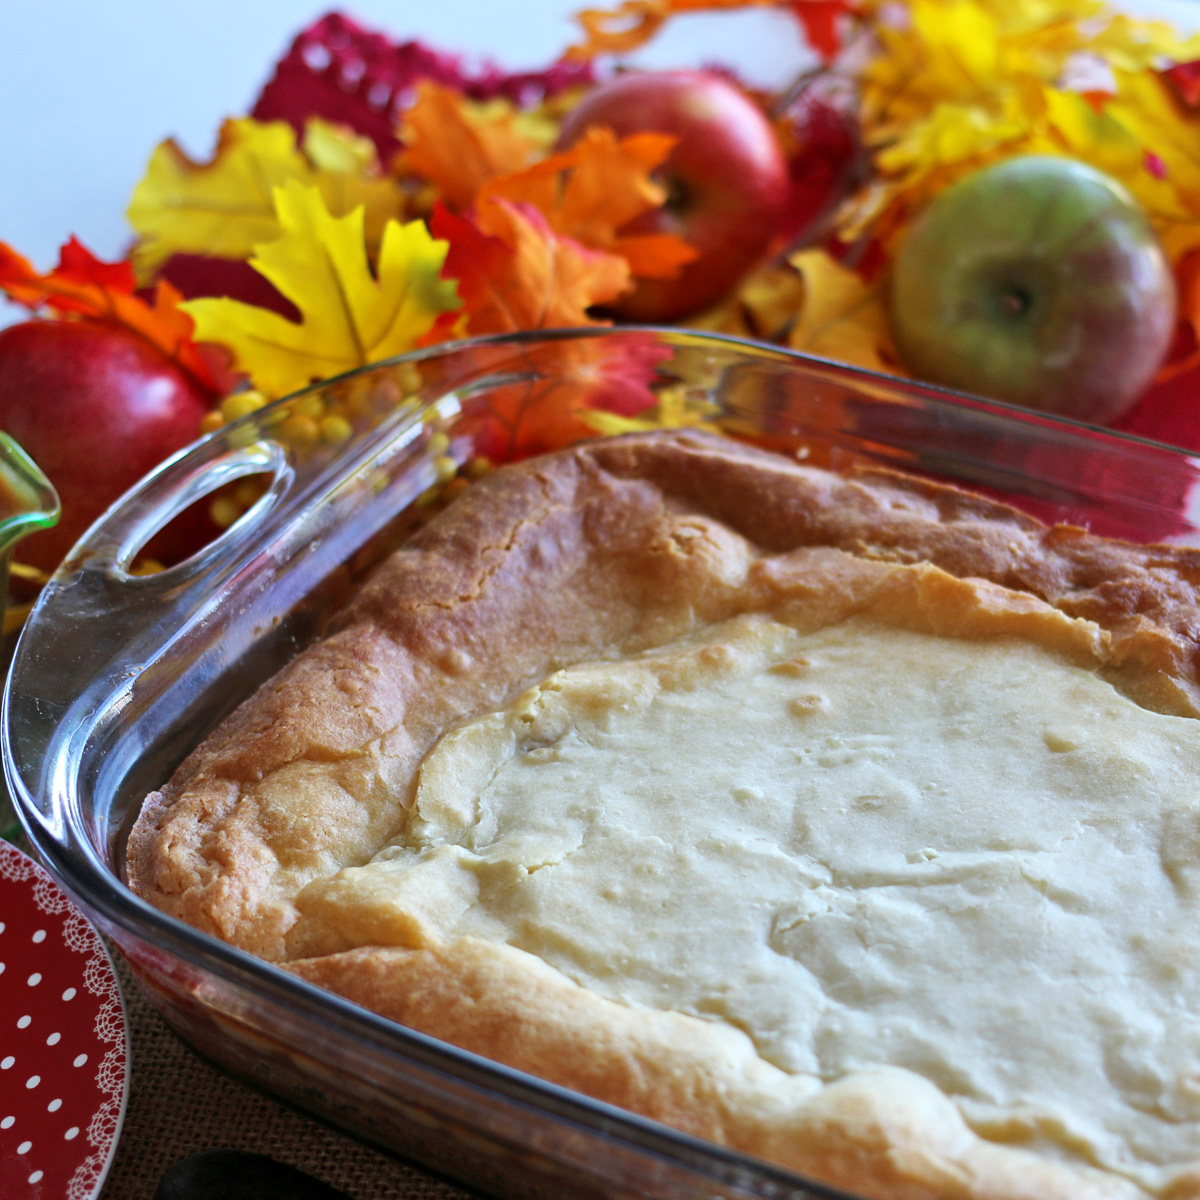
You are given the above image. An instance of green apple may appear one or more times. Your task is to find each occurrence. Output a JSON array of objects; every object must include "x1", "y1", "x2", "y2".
[{"x1": 889, "y1": 156, "x2": 1176, "y2": 424}]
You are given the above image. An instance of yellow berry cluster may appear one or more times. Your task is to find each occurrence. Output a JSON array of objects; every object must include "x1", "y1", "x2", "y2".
[
  {"x1": 199, "y1": 389, "x2": 353, "y2": 447},
  {"x1": 198, "y1": 363, "x2": 492, "y2": 530}
]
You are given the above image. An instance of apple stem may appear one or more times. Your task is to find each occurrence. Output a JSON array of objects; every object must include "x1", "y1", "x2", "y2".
[{"x1": 1000, "y1": 287, "x2": 1031, "y2": 318}]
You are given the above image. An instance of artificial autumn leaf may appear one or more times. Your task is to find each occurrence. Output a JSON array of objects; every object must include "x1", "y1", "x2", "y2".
[
  {"x1": 582, "y1": 375, "x2": 722, "y2": 437},
  {"x1": 787, "y1": 248, "x2": 899, "y2": 374},
  {"x1": 398, "y1": 83, "x2": 543, "y2": 212},
  {"x1": 1087, "y1": 13, "x2": 1200, "y2": 75},
  {"x1": 1163, "y1": 60, "x2": 1200, "y2": 109},
  {"x1": 432, "y1": 198, "x2": 630, "y2": 335},
  {"x1": 454, "y1": 330, "x2": 669, "y2": 460},
  {"x1": 688, "y1": 259, "x2": 807, "y2": 342},
  {"x1": 301, "y1": 119, "x2": 408, "y2": 239},
  {"x1": 1102, "y1": 68, "x2": 1200, "y2": 260},
  {"x1": 128, "y1": 118, "x2": 404, "y2": 277},
  {"x1": 565, "y1": 0, "x2": 851, "y2": 63},
  {"x1": 0, "y1": 238, "x2": 136, "y2": 314},
  {"x1": 181, "y1": 182, "x2": 460, "y2": 398},
  {"x1": 430, "y1": 200, "x2": 644, "y2": 459},
  {"x1": 0, "y1": 237, "x2": 222, "y2": 393},
  {"x1": 840, "y1": 0, "x2": 1200, "y2": 254},
  {"x1": 784, "y1": 0, "x2": 849, "y2": 59},
  {"x1": 480, "y1": 127, "x2": 698, "y2": 278}
]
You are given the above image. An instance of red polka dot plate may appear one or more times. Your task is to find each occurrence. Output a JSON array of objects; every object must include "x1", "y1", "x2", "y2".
[{"x1": 0, "y1": 841, "x2": 128, "y2": 1199}]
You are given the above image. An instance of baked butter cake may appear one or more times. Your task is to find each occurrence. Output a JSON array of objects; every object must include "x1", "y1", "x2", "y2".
[{"x1": 127, "y1": 430, "x2": 1200, "y2": 1199}]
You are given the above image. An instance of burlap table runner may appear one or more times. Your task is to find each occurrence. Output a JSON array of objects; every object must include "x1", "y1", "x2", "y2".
[{"x1": 100, "y1": 953, "x2": 478, "y2": 1200}]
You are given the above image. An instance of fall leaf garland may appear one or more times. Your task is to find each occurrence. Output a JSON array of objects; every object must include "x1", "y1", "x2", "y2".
[{"x1": 563, "y1": 0, "x2": 854, "y2": 63}]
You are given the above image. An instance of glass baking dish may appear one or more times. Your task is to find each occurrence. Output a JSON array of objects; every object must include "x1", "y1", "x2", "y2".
[{"x1": 7, "y1": 327, "x2": 1200, "y2": 1200}]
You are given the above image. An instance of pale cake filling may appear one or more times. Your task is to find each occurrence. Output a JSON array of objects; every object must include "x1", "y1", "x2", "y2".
[{"x1": 320, "y1": 614, "x2": 1200, "y2": 1190}]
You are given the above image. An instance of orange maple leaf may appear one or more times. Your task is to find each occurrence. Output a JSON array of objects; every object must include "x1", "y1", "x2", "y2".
[
  {"x1": 565, "y1": 0, "x2": 851, "y2": 63},
  {"x1": 432, "y1": 197, "x2": 630, "y2": 335},
  {"x1": 398, "y1": 83, "x2": 543, "y2": 211},
  {"x1": 430, "y1": 200, "x2": 646, "y2": 458},
  {"x1": 480, "y1": 127, "x2": 699, "y2": 280},
  {"x1": 0, "y1": 238, "x2": 223, "y2": 394}
]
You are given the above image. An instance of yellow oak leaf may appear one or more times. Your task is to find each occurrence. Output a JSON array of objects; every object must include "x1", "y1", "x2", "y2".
[
  {"x1": 398, "y1": 83, "x2": 543, "y2": 212},
  {"x1": 128, "y1": 118, "x2": 404, "y2": 278},
  {"x1": 787, "y1": 249, "x2": 902, "y2": 376},
  {"x1": 181, "y1": 182, "x2": 460, "y2": 398}
]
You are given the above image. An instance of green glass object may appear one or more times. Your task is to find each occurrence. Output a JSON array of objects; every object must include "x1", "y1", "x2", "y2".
[{"x1": 0, "y1": 431, "x2": 57, "y2": 841}]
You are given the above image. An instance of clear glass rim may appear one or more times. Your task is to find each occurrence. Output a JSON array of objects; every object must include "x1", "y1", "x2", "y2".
[{"x1": 287, "y1": 324, "x2": 1200, "y2": 461}]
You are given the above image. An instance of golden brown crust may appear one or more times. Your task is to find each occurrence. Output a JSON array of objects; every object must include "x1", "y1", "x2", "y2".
[
  {"x1": 127, "y1": 429, "x2": 1200, "y2": 1199},
  {"x1": 289, "y1": 941, "x2": 1138, "y2": 1200}
]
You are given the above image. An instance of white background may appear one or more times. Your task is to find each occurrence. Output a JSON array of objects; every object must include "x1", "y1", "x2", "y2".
[{"x1": 1, "y1": 0, "x2": 1196, "y2": 327}]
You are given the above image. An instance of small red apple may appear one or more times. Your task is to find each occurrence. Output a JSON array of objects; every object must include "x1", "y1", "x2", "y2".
[
  {"x1": 555, "y1": 70, "x2": 789, "y2": 322},
  {"x1": 0, "y1": 319, "x2": 214, "y2": 572}
]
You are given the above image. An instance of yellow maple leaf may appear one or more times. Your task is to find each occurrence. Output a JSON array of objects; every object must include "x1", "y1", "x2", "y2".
[
  {"x1": 181, "y1": 182, "x2": 460, "y2": 398},
  {"x1": 1087, "y1": 13, "x2": 1200, "y2": 73},
  {"x1": 300, "y1": 120, "x2": 408, "y2": 248},
  {"x1": 787, "y1": 249, "x2": 901, "y2": 376},
  {"x1": 1032, "y1": 85, "x2": 1198, "y2": 260},
  {"x1": 128, "y1": 118, "x2": 404, "y2": 278}
]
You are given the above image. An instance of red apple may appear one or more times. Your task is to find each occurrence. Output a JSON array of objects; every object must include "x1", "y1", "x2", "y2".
[
  {"x1": 555, "y1": 70, "x2": 789, "y2": 322},
  {"x1": 889, "y1": 156, "x2": 1177, "y2": 424},
  {"x1": 0, "y1": 319, "x2": 215, "y2": 572}
]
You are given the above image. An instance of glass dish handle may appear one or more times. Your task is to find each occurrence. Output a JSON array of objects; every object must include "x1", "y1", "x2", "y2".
[
  {"x1": 4, "y1": 427, "x2": 297, "y2": 835},
  {"x1": 6, "y1": 378, "x2": 446, "y2": 845},
  {"x1": 61, "y1": 432, "x2": 288, "y2": 584}
]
